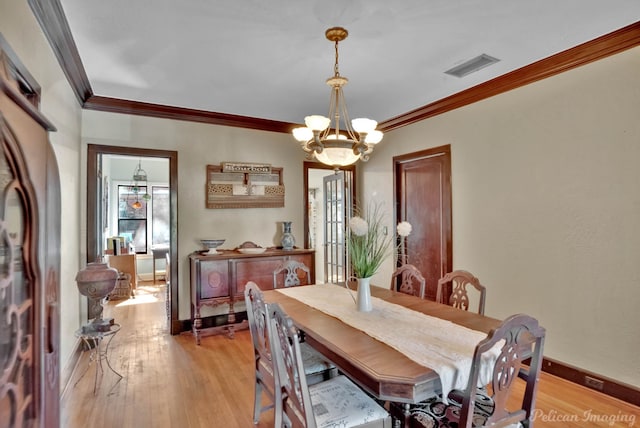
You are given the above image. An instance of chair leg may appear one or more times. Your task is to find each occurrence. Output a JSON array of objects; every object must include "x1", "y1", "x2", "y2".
[
  {"x1": 388, "y1": 401, "x2": 410, "y2": 427},
  {"x1": 253, "y1": 381, "x2": 262, "y2": 424}
]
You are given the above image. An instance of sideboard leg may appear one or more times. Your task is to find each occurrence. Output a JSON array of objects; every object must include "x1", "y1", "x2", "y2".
[{"x1": 193, "y1": 308, "x2": 202, "y2": 345}]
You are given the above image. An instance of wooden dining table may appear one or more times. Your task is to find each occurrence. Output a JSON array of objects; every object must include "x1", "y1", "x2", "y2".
[{"x1": 263, "y1": 284, "x2": 501, "y2": 405}]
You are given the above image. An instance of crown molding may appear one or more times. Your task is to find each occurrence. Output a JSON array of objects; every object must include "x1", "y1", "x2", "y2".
[
  {"x1": 29, "y1": 2, "x2": 639, "y2": 133},
  {"x1": 83, "y1": 95, "x2": 297, "y2": 133},
  {"x1": 379, "y1": 21, "x2": 640, "y2": 132},
  {"x1": 28, "y1": 0, "x2": 92, "y2": 105}
]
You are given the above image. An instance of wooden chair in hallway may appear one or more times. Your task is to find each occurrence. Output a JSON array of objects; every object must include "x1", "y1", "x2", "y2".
[
  {"x1": 243, "y1": 282, "x2": 336, "y2": 425},
  {"x1": 436, "y1": 270, "x2": 486, "y2": 314},
  {"x1": 390, "y1": 263, "x2": 426, "y2": 298},
  {"x1": 269, "y1": 302, "x2": 391, "y2": 427}
]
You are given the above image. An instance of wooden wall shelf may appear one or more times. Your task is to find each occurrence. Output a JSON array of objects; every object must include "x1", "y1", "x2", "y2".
[{"x1": 206, "y1": 163, "x2": 284, "y2": 208}]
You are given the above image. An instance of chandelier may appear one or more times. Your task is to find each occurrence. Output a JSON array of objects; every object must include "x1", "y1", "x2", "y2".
[
  {"x1": 292, "y1": 27, "x2": 383, "y2": 168},
  {"x1": 130, "y1": 159, "x2": 151, "y2": 210}
]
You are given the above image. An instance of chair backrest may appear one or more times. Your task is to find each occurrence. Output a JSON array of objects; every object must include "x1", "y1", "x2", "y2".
[
  {"x1": 273, "y1": 259, "x2": 311, "y2": 288},
  {"x1": 460, "y1": 314, "x2": 545, "y2": 428},
  {"x1": 269, "y1": 303, "x2": 317, "y2": 428},
  {"x1": 244, "y1": 282, "x2": 275, "y2": 389},
  {"x1": 390, "y1": 264, "x2": 426, "y2": 298},
  {"x1": 436, "y1": 270, "x2": 486, "y2": 314}
]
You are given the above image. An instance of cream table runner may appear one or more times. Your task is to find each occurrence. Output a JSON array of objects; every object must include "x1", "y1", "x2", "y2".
[{"x1": 276, "y1": 284, "x2": 500, "y2": 401}]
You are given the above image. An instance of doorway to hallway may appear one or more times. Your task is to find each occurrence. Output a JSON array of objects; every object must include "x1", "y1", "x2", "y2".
[{"x1": 87, "y1": 144, "x2": 180, "y2": 334}]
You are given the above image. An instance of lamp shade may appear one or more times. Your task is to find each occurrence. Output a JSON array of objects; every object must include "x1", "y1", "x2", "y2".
[
  {"x1": 293, "y1": 127, "x2": 314, "y2": 142},
  {"x1": 305, "y1": 115, "x2": 331, "y2": 131},
  {"x1": 365, "y1": 130, "x2": 384, "y2": 144},
  {"x1": 351, "y1": 118, "x2": 377, "y2": 134}
]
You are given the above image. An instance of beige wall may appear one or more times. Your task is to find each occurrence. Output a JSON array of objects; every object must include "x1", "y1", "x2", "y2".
[
  {"x1": 0, "y1": 0, "x2": 84, "y2": 368},
  {"x1": 81, "y1": 111, "x2": 309, "y2": 319},
  {"x1": 362, "y1": 46, "x2": 640, "y2": 387}
]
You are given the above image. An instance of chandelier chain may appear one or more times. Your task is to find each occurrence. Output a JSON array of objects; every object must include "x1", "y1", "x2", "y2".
[{"x1": 334, "y1": 39, "x2": 340, "y2": 77}]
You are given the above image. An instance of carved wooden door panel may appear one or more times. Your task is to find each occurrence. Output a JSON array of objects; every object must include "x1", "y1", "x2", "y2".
[
  {"x1": 394, "y1": 145, "x2": 452, "y2": 301},
  {"x1": 0, "y1": 36, "x2": 61, "y2": 427}
]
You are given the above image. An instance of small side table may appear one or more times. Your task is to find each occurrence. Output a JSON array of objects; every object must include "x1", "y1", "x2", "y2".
[
  {"x1": 151, "y1": 245, "x2": 170, "y2": 283},
  {"x1": 74, "y1": 323, "x2": 123, "y2": 394}
]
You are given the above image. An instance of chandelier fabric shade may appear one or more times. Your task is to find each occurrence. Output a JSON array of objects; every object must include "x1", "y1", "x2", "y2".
[{"x1": 292, "y1": 27, "x2": 383, "y2": 169}]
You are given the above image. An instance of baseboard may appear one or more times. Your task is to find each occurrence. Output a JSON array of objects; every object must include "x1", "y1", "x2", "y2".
[
  {"x1": 541, "y1": 357, "x2": 640, "y2": 407},
  {"x1": 59, "y1": 338, "x2": 83, "y2": 400}
]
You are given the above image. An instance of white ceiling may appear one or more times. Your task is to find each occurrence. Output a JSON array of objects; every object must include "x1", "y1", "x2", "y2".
[{"x1": 59, "y1": 0, "x2": 640, "y2": 126}]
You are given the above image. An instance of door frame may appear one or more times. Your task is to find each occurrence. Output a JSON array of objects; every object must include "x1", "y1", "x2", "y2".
[
  {"x1": 303, "y1": 161, "x2": 356, "y2": 282},
  {"x1": 87, "y1": 144, "x2": 180, "y2": 334},
  {"x1": 393, "y1": 145, "x2": 452, "y2": 299}
]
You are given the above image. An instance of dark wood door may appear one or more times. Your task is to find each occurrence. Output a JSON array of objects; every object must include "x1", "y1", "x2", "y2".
[
  {"x1": 0, "y1": 36, "x2": 61, "y2": 427},
  {"x1": 394, "y1": 145, "x2": 452, "y2": 300}
]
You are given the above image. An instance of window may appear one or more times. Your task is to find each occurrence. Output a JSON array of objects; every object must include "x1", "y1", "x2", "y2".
[
  {"x1": 118, "y1": 185, "x2": 148, "y2": 253},
  {"x1": 151, "y1": 186, "x2": 170, "y2": 246},
  {"x1": 116, "y1": 184, "x2": 170, "y2": 253}
]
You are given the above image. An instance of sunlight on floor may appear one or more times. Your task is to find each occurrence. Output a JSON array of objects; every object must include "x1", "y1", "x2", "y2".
[
  {"x1": 115, "y1": 294, "x2": 158, "y2": 306},
  {"x1": 114, "y1": 284, "x2": 165, "y2": 307}
]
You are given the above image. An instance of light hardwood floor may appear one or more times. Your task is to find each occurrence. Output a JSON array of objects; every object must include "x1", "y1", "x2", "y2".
[{"x1": 61, "y1": 284, "x2": 639, "y2": 427}]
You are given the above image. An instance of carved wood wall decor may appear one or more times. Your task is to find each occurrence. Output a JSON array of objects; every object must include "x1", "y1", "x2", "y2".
[{"x1": 206, "y1": 163, "x2": 284, "y2": 208}]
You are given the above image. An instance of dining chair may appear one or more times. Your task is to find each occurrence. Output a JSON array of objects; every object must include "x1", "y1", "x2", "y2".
[
  {"x1": 436, "y1": 270, "x2": 486, "y2": 314},
  {"x1": 404, "y1": 313, "x2": 545, "y2": 428},
  {"x1": 244, "y1": 282, "x2": 337, "y2": 425},
  {"x1": 390, "y1": 263, "x2": 426, "y2": 299},
  {"x1": 273, "y1": 259, "x2": 312, "y2": 288},
  {"x1": 269, "y1": 302, "x2": 391, "y2": 428}
]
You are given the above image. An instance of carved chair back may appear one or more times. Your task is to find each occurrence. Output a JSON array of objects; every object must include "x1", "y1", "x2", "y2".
[
  {"x1": 244, "y1": 282, "x2": 279, "y2": 423},
  {"x1": 273, "y1": 259, "x2": 311, "y2": 288},
  {"x1": 460, "y1": 314, "x2": 545, "y2": 427},
  {"x1": 437, "y1": 270, "x2": 486, "y2": 314},
  {"x1": 390, "y1": 264, "x2": 426, "y2": 298},
  {"x1": 269, "y1": 302, "x2": 315, "y2": 427}
]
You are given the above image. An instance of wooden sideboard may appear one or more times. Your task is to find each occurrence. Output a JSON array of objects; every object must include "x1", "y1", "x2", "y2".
[{"x1": 189, "y1": 248, "x2": 315, "y2": 344}]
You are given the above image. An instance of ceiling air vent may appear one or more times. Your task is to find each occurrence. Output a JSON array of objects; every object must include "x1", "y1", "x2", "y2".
[{"x1": 445, "y1": 54, "x2": 500, "y2": 78}]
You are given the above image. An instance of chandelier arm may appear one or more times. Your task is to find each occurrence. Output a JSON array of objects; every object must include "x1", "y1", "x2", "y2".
[
  {"x1": 307, "y1": 131, "x2": 325, "y2": 153},
  {"x1": 301, "y1": 142, "x2": 315, "y2": 153},
  {"x1": 353, "y1": 139, "x2": 369, "y2": 156}
]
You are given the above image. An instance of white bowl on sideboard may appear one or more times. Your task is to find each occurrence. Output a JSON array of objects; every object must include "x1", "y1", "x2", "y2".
[{"x1": 200, "y1": 239, "x2": 225, "y2": 255}]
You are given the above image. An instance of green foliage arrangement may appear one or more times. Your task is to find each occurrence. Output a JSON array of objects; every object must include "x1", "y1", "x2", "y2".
[{"x1": 348, "y1": 202, "x2": 412, "y2": 278}]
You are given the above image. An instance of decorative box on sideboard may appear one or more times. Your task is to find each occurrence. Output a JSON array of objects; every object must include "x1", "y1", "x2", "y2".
[{"x1": 189, "y1": 248, "x2": 315, "y2": 344}]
